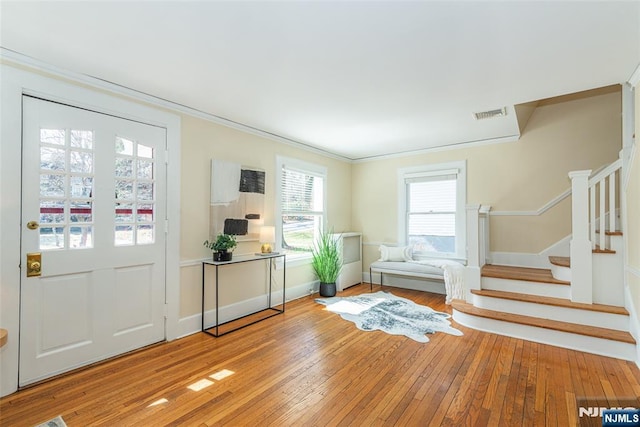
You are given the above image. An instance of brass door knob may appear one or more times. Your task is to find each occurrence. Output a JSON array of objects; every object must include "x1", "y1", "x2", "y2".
[
  {"x1": 26, "y1": 221, "x2": 39, "y2": 230},
  {"x1": 28, "y1": 260, "x2": 41, "y2": 272}
]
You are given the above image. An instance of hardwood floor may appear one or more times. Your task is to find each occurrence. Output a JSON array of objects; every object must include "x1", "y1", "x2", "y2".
[{"x1": 2, "y1": 284, "x2": 639, "y2": 426}]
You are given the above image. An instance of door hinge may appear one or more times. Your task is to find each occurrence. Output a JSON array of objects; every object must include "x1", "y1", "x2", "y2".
[
  {"x1": 164, "y1": 303, "x2": 169, "y2": 318},
  {"x1": 165, "y1": 219, "x2": 169, "y2": 234},
  {"x1": 165, "y1": 150, "x2": 169, "y2": 164}
]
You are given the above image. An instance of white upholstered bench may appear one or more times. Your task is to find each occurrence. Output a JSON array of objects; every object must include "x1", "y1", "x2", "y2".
[
  {"x1": 369, "y1": 261, "x2": 444, "y2": 291},
  {"x1": 369, "y1": 260, "x2": 465, "y2": 304}
]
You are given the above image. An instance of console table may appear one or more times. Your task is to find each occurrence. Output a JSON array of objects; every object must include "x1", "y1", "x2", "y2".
[{"x1": 202, "y1": 253, "x2": 286, "y2": 337}]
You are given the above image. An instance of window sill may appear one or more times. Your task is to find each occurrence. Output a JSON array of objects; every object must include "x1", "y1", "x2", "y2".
[{"x1": 278, "y1": 252, "x2": 312, "y2": 269}]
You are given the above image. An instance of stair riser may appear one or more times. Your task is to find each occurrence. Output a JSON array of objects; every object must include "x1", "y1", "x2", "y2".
[
  {"x1": 550, "y1": 264, "x2": 571, "y2": 282},
  {"x1": 472, "y1": 294, "x2": 629, "y2": 331},
  {"x1": 453, "y1": 310, "x2": 636, "y2": 361},
  {"x1": 482, "y1": 277, "x2": 570, "y2": 299}
]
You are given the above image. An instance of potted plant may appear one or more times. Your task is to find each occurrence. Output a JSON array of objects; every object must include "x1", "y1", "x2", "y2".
[
  {"x1": 204, "y1": 233, "x2": 237, "y2": 262},
  {"x1": 311, "y1": 230, "x2": 342, "y2": 297}
]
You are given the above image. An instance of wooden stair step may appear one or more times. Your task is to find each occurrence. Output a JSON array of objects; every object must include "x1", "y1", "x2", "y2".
[
  {"x1": 481, "y1": 264, "x2": 570, "y2": 285},
  {"x1": 593, "y1": 245, "x2": 616, "y2": 254},
  {"x1": 452, "y1": 300, "x2": 635, "y2": 344},
  {"x1": 549, "y1": 256, "x2": 570, "y2": 268},
  {"x1": 470, "y1": 289, "x2": 629, "y2": 315},
  {"x1": 595, "y1": 230, "x2": 623, "y2": 236}
]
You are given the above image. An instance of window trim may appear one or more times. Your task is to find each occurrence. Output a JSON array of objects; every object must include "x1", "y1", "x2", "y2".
[
  {"x1": 397, "y1": 160, "x2": 467, "y2": 261},
  {"x1": 275, "y1": 156, "x2": 327, "y2": 264}
]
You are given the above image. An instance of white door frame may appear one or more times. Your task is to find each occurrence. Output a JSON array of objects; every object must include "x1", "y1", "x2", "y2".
[{"x1": 0, "y1": 62, "x2": 181, "y2": 397}]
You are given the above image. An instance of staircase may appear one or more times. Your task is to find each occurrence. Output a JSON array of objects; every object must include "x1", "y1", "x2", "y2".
[{"x1": 457, "y1": 153, "x2": 636, "y2": 361}]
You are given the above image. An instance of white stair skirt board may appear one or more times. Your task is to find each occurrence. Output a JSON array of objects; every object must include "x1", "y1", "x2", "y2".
[
  {"x1": 482, "y1": 277, "x2": 570, "y2": 299},
  {"x1": 453, "y1": 309, "x2": 636, "y2": 361},
  {"x1": 550, "y1": 263, "x2": 572, "y2": 282},
  {"x1": 592, "y1": 235, "x2": 624, "y2": 306},
  {"x1": 471, "y1": 293, "x2": 629, "y2": 332}
]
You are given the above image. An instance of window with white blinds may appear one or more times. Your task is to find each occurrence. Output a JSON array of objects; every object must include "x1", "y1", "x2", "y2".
[
  {"x1": 276, "y1": 157, "x2": 326, "y2": 258},
  {"x1": 399, "y1": 162, "x2": 466, "y2": 259}
]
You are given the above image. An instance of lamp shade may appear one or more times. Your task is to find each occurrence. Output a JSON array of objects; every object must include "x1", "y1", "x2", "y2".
[{"x1": 260, "y1": 226, "x2": 275, "y2": 243}]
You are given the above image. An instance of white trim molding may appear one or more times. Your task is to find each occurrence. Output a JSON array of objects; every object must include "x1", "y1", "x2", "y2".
[
  {"x1": 490, "y1": 188, "x2": 571, "y2": 216},
  {"x1": 628, "y1": 62, "x2": 640, "y2": 87}
]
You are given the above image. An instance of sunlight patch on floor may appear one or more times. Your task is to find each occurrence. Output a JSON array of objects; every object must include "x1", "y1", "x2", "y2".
[
  {"x1": 210, "y1": 369, "x2": 234, "y2": 381},
  {"x1": 147, "y1": 398, "x2": 169, "y2": 407},
  {"x1": 187, "y1": 378, "x2": 214, "y2": 392}
]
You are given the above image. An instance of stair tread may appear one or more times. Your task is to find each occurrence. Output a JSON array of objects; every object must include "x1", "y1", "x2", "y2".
[
  {"x1": 452, "y1": 300, "x2": 636, "y2": 344},
  {"x1": 593, "y1": 246, "x2": 616, "y2": 254},
  {"x1": 595, "y1": 230, "x2": 623, "y2": 236},
  {"x1": 471, "y1": 289, "x2": 629, "y2": 315},
  {"x1": 481, "y1": 264, "x2": 570, "y2": 285},
  {"x1": 549, "y1": 256, "x2": 570, "y2": 268}
]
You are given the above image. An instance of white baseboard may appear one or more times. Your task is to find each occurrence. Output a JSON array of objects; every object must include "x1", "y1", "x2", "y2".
[{"x1": 177, "y1": 280, "x2": 318, "y2": 338}]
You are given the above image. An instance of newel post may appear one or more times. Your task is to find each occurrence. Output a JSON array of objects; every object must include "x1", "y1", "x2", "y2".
[
  {"x1": 569, "y1": 170, "x2": 592, "y2": 303},
  {"x1": 465, "y1": 204, "x2": 482, "y2": 302}
]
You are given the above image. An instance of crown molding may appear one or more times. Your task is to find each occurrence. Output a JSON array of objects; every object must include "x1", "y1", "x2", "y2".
[
  {"x1": 0, "y1": 48, "x2": 351, "y2": 163},
  {"x1": 629, "y1": 63, "x2": 640, "y2": 87},
  {"x1": 352, "y1": 134, "x2": 520, "y2": 164}
]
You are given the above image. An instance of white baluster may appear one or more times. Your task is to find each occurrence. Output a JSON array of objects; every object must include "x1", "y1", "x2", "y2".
[
  {"x1": 599, "y1": 179, "x2": 605, "y2": 250},
  {"x1": 609, "y1": 171, "x2": 616, "y2": 233}
]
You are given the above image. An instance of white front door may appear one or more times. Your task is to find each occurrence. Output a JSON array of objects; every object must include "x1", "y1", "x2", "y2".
[{"x1": 19, "y1": 96, "x2": 167, "y2": 386}]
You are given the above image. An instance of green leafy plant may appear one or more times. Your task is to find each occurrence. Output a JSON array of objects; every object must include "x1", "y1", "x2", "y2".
[
  {"x1": 204, "y1": 233, "x2": 237, "y2": 252},
  {"x1": 311, "y1": 230, "x2": 342, "y2": 284}
]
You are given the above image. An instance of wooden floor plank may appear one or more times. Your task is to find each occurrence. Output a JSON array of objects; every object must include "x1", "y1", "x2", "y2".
[{"x1": 1, "y1": 284, "x2": 639, "y2": 426}]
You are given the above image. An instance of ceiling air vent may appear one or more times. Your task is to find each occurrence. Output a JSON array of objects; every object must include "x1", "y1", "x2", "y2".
[{"x1": 473, "y1": 107, "x2": 507, "y2": 120}]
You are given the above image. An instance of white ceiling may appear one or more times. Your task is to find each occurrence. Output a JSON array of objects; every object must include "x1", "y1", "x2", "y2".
[{"x1": 1, "y1": 1, "x2": 639, "y2": 161}]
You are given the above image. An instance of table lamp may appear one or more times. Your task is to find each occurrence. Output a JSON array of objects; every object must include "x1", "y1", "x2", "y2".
[{"x1": 260, "y1": 226, "x2": 275, "y2": 253}]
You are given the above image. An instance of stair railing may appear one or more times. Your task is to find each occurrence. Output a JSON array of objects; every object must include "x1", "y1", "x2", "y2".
[
  {"x1": 588, "y1": 156, "x2": 622, "y2": 251},
  {"x1": 569, "y1": 153, "x2": 623, "y2": 303}
]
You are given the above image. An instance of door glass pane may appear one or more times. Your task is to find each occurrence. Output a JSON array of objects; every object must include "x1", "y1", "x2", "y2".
[
  {"x1": 115, "y1": 225, "x2": 134, "y2": 246},
  {"x1": 40, "y1": 200, "x2": 65, "y2": 224},
  {"x1": 136, "y1": 225, "x2": 154, "y2": 245},
  {"x1": 70, "y1": 226, "x2": 92, "y2": 249},
  {"x1": 115, "y1": 204, "x2": 134, "y2": 222},
  {"x1": 137, "y1": 144, "x2": 153, "y2": 158},
  {"x1": 40, "y1": 129, "x2": 65, "y2": 145},
  {"x1": 115, "y1": 180, "x2": 133, "y2": 200},
  {"x1": 137, "y1": 204, "x2": 153, "y2": 222},
  {"x1": 39, "y1": 226, "x2": 65, "y2": 250},
  {"x1": 115, "y1": 137, "x2": 134, "y2": 155},
  {"x1": 70, "y1": 176, "x2": 93, "y2": 198},
  {"x1": 114, "y1": 138, "x2": 155, "y2": 246},
  {"x1": 137, "y1": 160, "x2": 153, "y2": 179},
  {"x1": 115, "y1": 158, "x2": 133, "y2": 177},
  {"x1": 40, "y1": 147, "x2": 66, "y2": 171},
  {"x1": 38, "y1": 128, "x2": 94, "y2": 250},
  {"x1": 137, "y1": 183, "x2": 153, "y2": 200},
  {"x1": 69, "y1": 150, "x2": 93, "y2": 173},
  {"x1": 40, "y1": 174, "x2": 65, "y2": 197},
  {"x1": 70, "y1": 130, "x2": 93, "y2": 149},
  {"x1": 70, "y1": 201, "x2": 92, "y2": 222}
]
